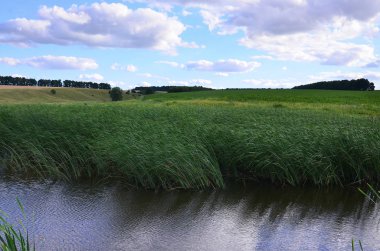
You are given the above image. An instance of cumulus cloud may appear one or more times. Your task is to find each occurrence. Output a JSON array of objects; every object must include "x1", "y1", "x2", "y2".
[
  {"x1": 111, "y1": 63, "x2": 138, "y2": 72},
  {"x1": 185, "y1": 59, "x2": 261, "y2": 73},
  {"x1": 79, "y1": 73, "x2": 104, "y2": 81},
  {"x1": 0, "y1": 2, "x2": 195, "y2": 53},
  {"x1": 130, "y1": 0, "x2": 380, "y2": 66},
  {"x1": 0, "y1": 55, "x2": 98, "y2": 70}
]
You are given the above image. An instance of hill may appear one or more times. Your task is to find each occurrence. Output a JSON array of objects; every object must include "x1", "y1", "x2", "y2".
[{"x1": 0, "y1": 86, "x2": 112, "y2": 103}]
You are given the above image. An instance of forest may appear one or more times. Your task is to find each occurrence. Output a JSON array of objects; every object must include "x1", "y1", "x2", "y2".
[{"x1": 292, "y1": 78, "x2": 375, "y2": 90}]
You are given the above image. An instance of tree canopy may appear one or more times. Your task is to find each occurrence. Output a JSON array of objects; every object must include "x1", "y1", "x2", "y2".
[
  {"x1": 132, "y1": 85, "x2": 213, "y2": 95},
  {"x1": 110, "y1": 87, "x2": 123, "y2": 101},
  {"x1": 0, "y1": 75, "x2": 111, "y2": 90},
  {"x1": 293, "y1": 79, "x2": 375, "y2": 91}
]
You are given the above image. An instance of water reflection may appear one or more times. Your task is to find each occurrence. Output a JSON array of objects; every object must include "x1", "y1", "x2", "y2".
[{"x1": 0, "y1": 178, "x2": 378, "y2": 250}]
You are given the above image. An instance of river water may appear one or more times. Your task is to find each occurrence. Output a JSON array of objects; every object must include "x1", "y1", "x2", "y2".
[{"x1": 0, "y1": 177, "x2": 379, "y2": 251}]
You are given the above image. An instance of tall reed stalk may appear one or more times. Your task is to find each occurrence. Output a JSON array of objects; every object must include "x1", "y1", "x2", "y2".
[{"x1": 0, "y1": 199, "x2": 34, "y2": 251}]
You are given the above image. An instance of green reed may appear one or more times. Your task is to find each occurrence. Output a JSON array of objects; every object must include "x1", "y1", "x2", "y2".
[{"x1": 0, "y1": 101, "x2": 378, "y2": 189}]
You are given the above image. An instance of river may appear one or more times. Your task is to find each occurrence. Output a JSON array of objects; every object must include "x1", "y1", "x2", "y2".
[{"x1": 0, "y1": 177, "x2": 379, "y2": 250}]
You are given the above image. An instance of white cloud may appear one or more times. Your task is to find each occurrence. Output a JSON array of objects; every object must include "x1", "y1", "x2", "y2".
[
  {"x1": 251, "y1": 55, "x2": 275, "y2": 60},
  {"x1": 157, "y1": 58, "x2": 261, "y2": 73},
  {"x1": 240, "y1": 28, "x2": 378, "y2": 67},
  {"x1": 0, "y1": 3, "x2": 195, "y2": 53},
  {"x1": 0, "y1": 55, "x2": 98, "y2": 70},
  {"x1": 139, "y1": 73, "x2": 170, "y2": 80},
  {"x1": 167, "y1": 79, "x2": 212, "y2": 86},
  {"x1": 0, "y1": 57, "x2": 20, "y2": 66},
  {"x1": 126, "y1": 65, "x2": 138, "y2": 72},
  {"x1": 109, "y1": 80, "x2": 133, "y2": 89},
  {"x1": 11, "y1": 74, "x2": 27, "y2": 78},
  {"x1": 215, "y1": 72, "x2": 229, "y2": 77},
  {"x1": 111, "y1": 63, "x2": 138, "y2": 72},
  {"x1": 243, "y1": 79, "x2": 295, "y2": 89},
  {"x1": 130, "y1": 0, "x2": 380, "y2": 66},
  {"x1": 156, "y1": 60, "x2": 185, "y2": 68},
  {"x1": 141, "y1": 81, "x2": 151, "y2": 87},
  {"x1": 79, "y1": 73, "x2": 104, "y2": 82},
  {"x1": 182, "y1": 10, "x2": 192, "y2": 16},
  {"x1": 308, "y1": 71, "x2": 380, "y2": 82},
  {"x1": 186, "y1": 59, "x2": 261, "y2": 72}
]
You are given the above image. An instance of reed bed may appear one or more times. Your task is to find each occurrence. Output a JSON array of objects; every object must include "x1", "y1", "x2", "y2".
[{"x1": 0, "y1": 100, "x2": 379, "y2": 189}]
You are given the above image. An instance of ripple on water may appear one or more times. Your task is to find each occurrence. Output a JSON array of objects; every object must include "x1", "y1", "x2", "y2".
[{"x1": 0, "y1": 179, "x2": 379, "y2": 251}]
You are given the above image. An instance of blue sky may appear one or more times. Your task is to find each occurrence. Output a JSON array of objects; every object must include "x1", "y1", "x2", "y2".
[{"x1": 0, "y1": 0, "x2": 379, "y2": 89}]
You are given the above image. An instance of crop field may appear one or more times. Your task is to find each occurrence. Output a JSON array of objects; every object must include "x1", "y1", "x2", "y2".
[
  {"x1": 144, "y1": 89, "x2": 380, "y2": 116},
  {"x1": 0, "y1": 89, "x2": 378, "y2": 189}
]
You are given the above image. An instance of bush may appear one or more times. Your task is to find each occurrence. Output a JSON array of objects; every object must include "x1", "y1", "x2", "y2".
[
  {"x1": 50, "y1": 89, "x2": 56, "y2": 95},
  {"x1": 110, "y1": 87, "x2": 123, "y2": 101}
]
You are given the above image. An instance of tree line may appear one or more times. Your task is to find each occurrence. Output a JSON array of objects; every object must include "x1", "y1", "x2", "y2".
[
  {"x1": 131, "y1": 85, "x2": 213, "y2": 95},
  {"x1": 0, "y1": 76, "x2": 111, "y2": 89},
  {"x1": 292, "y1": 78, "x2": 375, "y2": 91}
]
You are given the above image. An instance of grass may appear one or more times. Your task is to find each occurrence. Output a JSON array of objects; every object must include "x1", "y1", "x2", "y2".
[
  {"x1": 144, "y1": 89, "x2": 380, "y2": 116},
  {"x1": 145, "y1": 89, "x2": 380, "y2": 105},
  {"x1": 0, "y1": 199, "x2": 34, "y2": 251},
  {"x1": 0, "y1": 89, "x2": 379, "y2": 189},
  {"x1": 0, "y1": 86, "x2": 112, "y2": 103}
]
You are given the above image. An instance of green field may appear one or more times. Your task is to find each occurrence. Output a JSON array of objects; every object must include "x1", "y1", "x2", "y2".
[
  {"x1": 0, "y1": 88, "x2": 379, "y2": 189},
  {"x1": 0, "y1": 87, "x2": 111, "y2": 103},
  {"x1": 145, "y1": 89, "x2": 380, "y2": 116}
]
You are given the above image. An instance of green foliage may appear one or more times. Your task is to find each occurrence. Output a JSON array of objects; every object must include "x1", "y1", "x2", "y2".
[
  {"x1": 110, "y1": 87, "x2": 123, "y2": 101},
  {"x1": 0, "y1": 75, "x2": 111, "y2": 89},
  {"x1": 0, "y1": 199, "x2": 34, "y2": 251},
  {"x1": 50, "y1": 89, "x2": 56, "y2": 95},
  {"x1": 352, "y1": 183, "x2": 380, "y2": 251},
  {"x1": 0, "y1": 99, "x2": 378, "y2": 189},
  {"x1": 293, "y1": 78, "x2": 375, "y2": 91},
  {"x1": 133, "y1": 85, "x2": 212, "y2": 94}
]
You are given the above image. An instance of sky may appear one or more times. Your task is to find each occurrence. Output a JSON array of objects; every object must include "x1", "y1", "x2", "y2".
[{"x1": 0, "y1": 0, "x2": 380, "y2": 89}]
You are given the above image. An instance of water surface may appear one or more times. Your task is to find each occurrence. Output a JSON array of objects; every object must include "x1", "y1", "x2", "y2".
[{"x1": 0, "y1": 178, "x2": 378, "y2": 250}]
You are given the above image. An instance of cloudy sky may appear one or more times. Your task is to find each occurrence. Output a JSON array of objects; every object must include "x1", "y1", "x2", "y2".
[{"x1": 0, "y1": 0, "x2": 380, "y2": 89}]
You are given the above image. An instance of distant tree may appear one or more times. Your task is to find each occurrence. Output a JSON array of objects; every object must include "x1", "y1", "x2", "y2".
[
  {"x1": 110, "y1": 87, "x2": 123, "y2": 101},
  {"x1": 132, "y1": 85, "x2": 213, "y2": 94},
  {"x1": 293, "y1": 78, "x2": 375, "y2": 91}
]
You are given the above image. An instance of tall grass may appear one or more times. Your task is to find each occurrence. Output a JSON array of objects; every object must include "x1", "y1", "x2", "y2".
[
  {"x1": 0, "y1": 199, "x2": 34, "y2": 251},
  {"x1": 0, "y1": 100, "x2": 378, "y2": 189}
]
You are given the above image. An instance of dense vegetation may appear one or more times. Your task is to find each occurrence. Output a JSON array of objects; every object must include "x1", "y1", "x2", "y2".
[
  {"x1": 292, "y1": 78, "x2": 375, "y2": 91},
  {"x1": 0, "y1": 89, "x2": 378, "y2": 189},
  {"x1": 110, "y1": 87, "x2": 123, "y2": 101},
  {"x1": 144, "y1": 89, "x2": 380, "y2": 115},
  {"x1": 0, "y1": 76, "x2": 111, "y2": 89},
  {"x1": 132, "y1": 85, "x2": 212, "y2": 94}
]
